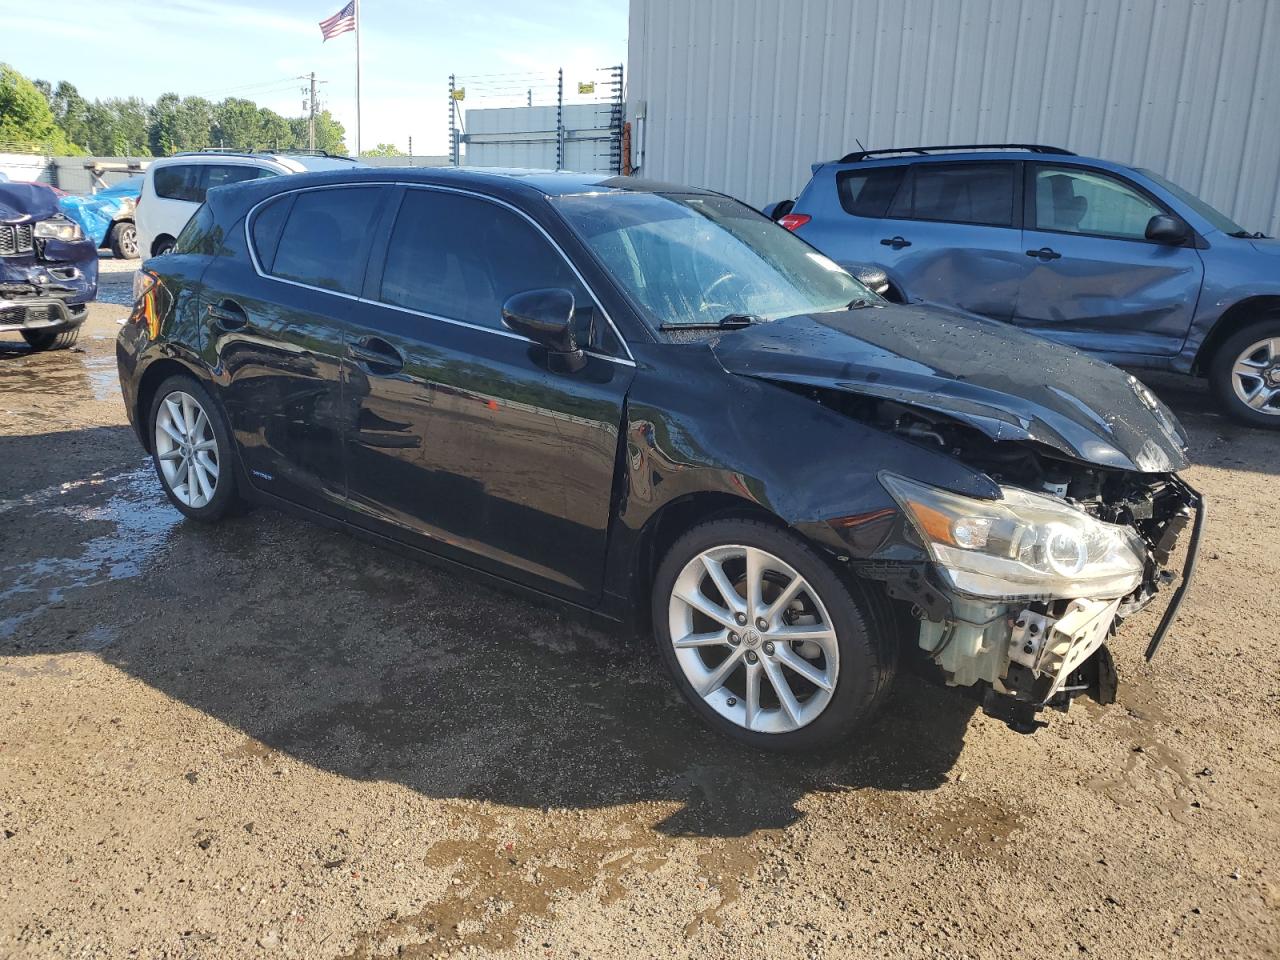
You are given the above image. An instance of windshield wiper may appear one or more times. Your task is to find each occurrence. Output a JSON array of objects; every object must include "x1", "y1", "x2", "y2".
[
  {"x1": 659, "y1": 313, "x2": 762, "y2": 331},
  {"x1": 847, "y1": 297, "x2": 881, "y2": 309},
  {"x1": 1228, "y1": 230, "x2": 1268, "y2": 239}
]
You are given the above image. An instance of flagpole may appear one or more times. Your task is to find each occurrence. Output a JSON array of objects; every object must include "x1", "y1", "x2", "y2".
[{"x1": 354, "y1": 0, "x2": 362, "y2": 156}]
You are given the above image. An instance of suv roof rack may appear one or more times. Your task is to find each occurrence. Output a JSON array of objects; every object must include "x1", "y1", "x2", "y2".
[
  {"x1": 171, "y1": 148, "x2": 357, "y2": 162},
  {"x1": 838, "y1": 143, "x2": 1075, "y2": 163}
]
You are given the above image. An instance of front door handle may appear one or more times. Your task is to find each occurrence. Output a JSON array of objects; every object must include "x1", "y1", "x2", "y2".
[
  {"x1": 1025, "y1": 247, "x2": 1062, "y2": 260},
  {"x1": 207, "y1": 299, "x2": 248, "y2": 330},
  {"x1": 347, "y1": 336, "x2": 404, "y2": 374},
  {"x1": 880, "y1": 236, "x2": 912, "y2": 249}
]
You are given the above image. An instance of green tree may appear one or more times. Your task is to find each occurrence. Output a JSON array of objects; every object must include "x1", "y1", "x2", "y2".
[
  {"x1": 360, "y1": 142, "x2": 403, "y2": 157},
  {"x1": 257, "y1": 107, "x2": 296, "y2": 153},
  {"x1": 84, "y1": 97, "x2": 149, "y2": 155},
  {"x1": 290, "y1": 109, "x2": 347, "y2": 154},
  {"x1": 47, "y1": 81, "x2": 91, "y2": 149},
  {"x1": 0, "y1": 63, "x2": 78, "y2": 153}
]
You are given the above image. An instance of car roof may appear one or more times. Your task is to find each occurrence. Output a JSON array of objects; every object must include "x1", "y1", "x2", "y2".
[
  {"x1": 214, "y1": 166, "x2": 718, "y2": 202},
  {"x1": 147, "y1": 152, "x2": 362, "y2": 174}
]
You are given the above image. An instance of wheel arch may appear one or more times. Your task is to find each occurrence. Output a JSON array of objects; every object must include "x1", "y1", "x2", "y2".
[
  {"x1": 133, "y1": 357, "x2": 208, "y2": 452},
  {"x1": 625, "y1": 492, "x2": 780, "y2": 630},
  {"x1": 1193, "y1": 295, "x2": 1280, "y2": 374},
  {"x1": 150, "y1": 232, "x2": 176, "y2": 257}
]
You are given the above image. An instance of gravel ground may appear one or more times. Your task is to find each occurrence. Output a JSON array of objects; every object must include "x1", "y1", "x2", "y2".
[{"x1": 1, "y1": 266, "x2": 1277, "y2": 959}]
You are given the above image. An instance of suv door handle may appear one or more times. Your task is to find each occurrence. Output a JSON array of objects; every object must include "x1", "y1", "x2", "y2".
[
  {"x1": 207, "y1": 299, "x2": 248, "y2": 330},
  {"x1": 880, "y1": 236, "x2": 912, "y2": 249},
  {"x1": 1026, "y1": 247, "x2": 1062, "y2": 260},
  {"x1": 347, "y1": 336, "x2": 404, "y2": 374}
]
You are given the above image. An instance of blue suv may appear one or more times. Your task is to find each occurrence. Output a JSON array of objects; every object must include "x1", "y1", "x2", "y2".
[{"x1": 769, "y1": 144, "x2": 1280, "y2": 427}]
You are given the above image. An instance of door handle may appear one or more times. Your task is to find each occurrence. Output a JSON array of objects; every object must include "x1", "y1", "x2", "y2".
[
  {"x1": 880, "y1": 236, "x2": 912, "y2": 249},
  {"x1": 207, "y1": 299, "x2": 248, "y2": 330},
  {"x1": 1025, "y1": 247, "x2": 1062, "y2": 260},
  {"x1": 347, "y1": 337, "x2": 404, "y2": 373}
]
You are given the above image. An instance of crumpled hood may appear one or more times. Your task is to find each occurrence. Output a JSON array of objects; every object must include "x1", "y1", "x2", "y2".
[
  {"x1": 710, "y1": 305, "x2": 1190, "y2": 473},
  {"x1": 0, "y1": 181, "x2": 60, "y2": 223}
]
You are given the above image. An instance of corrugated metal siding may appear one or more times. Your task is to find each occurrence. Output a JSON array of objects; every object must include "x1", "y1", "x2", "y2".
[
  {"x1": 629, "y1": 0, "x2": 1280, "y2": 235},
  {"x1": 463, "y1": 103, "x2": 620, "y2": 173}
]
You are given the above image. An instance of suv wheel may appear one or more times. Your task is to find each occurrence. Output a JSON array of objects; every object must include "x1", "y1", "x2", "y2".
[
  {"x1": 109, "y1": 220, "x2": 140, "y2": 259},
  {"x1": 1209, "y1": 320, "x2": 1280, "y2": 427},
  {"x1": 148, "y1": 375, "x2": 240, "y2": 521},
  {"x1": 21, "y1": 326, "x2": 80, "y2": 351},
  {"x1": 652, "y1": 518, "x2": 892, "y2": 752}
]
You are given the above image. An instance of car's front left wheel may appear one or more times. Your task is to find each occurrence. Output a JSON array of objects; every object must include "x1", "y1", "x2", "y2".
[
  {"x1": 652, "y1": 518, "x2": 893, "y2": 752},
  {"x1": 1210, "y1": 319, "x2": 1280, "y2": 427},
  {"x1": 148, "y1": 375, "x2": 240, "y2": 522}
]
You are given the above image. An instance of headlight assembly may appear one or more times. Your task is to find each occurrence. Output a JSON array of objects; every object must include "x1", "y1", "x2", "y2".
[
  {"x1": 880, "y1": 473, "x2": 1146, "y2": 601},
  {"x1": 33, "y1": 216, "x2": 83, "y2": 242}
]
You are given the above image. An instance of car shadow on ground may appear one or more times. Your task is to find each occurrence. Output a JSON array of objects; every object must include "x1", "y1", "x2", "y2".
[{"x1": 0, "y1": 426, "x2": 980, "y2": 840}]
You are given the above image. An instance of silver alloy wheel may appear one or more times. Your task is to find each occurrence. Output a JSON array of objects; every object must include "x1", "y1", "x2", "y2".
[
  {"x1": 154, "y1": 391, "x2": 220, "y2": 508},
  {"x1": 1230, "y1": 336, "x2": 1280, "y2": 415},
  {"x1": 668, "y1": 544, "x2": 839, "y2": 734}
]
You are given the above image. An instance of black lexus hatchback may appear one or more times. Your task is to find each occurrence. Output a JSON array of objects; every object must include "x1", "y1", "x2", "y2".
[{"x1": 117, "y1": 168, "x2": 1203, "y2": 750}]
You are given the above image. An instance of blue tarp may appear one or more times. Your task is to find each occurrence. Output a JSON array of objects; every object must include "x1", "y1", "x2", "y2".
[{"x1": 57, "y1": 179, "x2": 142, "y2": 247}]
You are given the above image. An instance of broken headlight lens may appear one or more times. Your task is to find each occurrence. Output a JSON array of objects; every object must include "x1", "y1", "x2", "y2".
[
  {"x1": 33, "y1": 216, "x2": 83, "y2": 242},
  {"x1": 880, "y1": 473, "x2": 1146, "y2": 601}
]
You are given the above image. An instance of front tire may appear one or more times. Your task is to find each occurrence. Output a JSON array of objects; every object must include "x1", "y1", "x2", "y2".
[
  {"x1": 21, "y1": 325, "x2": 80, "y2": 351},
  {"x1": 1209, "y1": 319, "x2": 1280, "y2": 427},
  {"x1": 148, "y1": 375, "x2": 240, "y2": 522},
  {"x1": 652, "y1": 518, "x2": 892, "y2": 752}
]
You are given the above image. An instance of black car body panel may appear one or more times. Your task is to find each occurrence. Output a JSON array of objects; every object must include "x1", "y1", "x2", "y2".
[
  {"x1": 0, "y1": 181, "x2": 98, "y2": 335},
  {"x1": 710, "y1": 305, "x2": 1190, "y2": 474},
  {"x1": 117, "y1": 167, "x2": 1201, "y2": 729}
]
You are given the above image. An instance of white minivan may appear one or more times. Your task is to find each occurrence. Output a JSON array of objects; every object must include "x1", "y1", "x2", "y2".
[{"x1": 136, "y1": 150, "x2": 360, "y2": 258}]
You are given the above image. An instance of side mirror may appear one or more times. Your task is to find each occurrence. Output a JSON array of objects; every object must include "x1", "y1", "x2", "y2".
[
  {"x1": 1145, "y1": 213, "x2": 1191, "y2": 245},
  {"x1": 501, "y1": 288, "x2": 584, "y2": 370}
]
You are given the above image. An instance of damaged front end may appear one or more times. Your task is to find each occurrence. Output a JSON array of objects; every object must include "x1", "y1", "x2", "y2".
[
  {"x1": 873, "y1": 465, "x2": 1202, "y2": 729},
  {"x1": 0, "y1": 181, "x2": 98, "y2": 341}
]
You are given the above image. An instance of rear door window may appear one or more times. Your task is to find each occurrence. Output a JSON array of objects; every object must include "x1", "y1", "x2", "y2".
[
  {"x1": 377, "y1": 188, "x2": 617, "y2": 352},
  {"x1": 888, "y1": 162, "x2": 1017, "y2": 227},
  {"x1": 835, "y1": 166, "x2": 905, "y2": 218},
  {"x1": 268, "y1": 186, "x2": 389, "y2": 295},
  {"x1": 153, "y1": 164, "x2": 202, "y2": 202}
]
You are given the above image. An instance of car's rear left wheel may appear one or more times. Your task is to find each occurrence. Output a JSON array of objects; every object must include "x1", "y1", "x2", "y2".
[
  {"x1": 652, "y1": 518, "x2": 891, "y2": 752},
  {"x1": 148, "y1": 375, "x2": 240, "y2": 522}
]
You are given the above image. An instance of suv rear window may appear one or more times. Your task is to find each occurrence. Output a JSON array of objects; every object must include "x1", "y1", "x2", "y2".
[
  {"x1": 268, "y1": 186, "x2": 388, "y2": 295},
  {"x1": 836, "y1": 167, "x2": 905, "y2": 218},
  {"x1": 153, "y1": 163, "x2": 274, "y2": 204},
  {"x1": 888, "y1": 162, "x2": 1016, "y2": 227}
]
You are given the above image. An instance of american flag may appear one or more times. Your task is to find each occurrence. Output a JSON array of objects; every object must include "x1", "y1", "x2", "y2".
[{"x1": 319, "y1": 1, "x2": 356, "y2": 40}]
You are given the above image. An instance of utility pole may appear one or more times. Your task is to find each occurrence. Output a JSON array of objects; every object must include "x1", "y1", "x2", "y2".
[{"x1": 298, "y1": 73, "x2": 326, "y2": 151}]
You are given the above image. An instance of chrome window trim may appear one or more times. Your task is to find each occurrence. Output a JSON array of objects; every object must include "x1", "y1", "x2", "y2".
[{"x1": 243, "y1": 180, "x2": 636, "y2": 366}]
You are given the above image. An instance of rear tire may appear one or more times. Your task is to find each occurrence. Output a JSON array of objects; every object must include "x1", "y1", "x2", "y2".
[
  {"x1": 652, "y1": 517, "x2": 892, "y2": 752},
  {"x1": 1208, "y1": 319, "x2": 1280, "y2": 428},
  {"x1": 147, "y1": 374, "x2": 241, "y2": 522},
  {"x1": 109, "y1": 220, "x2": 139, "y2": 259},
  {"x1": 21, "y1": 325, "x2": 80, "y2": 351}
]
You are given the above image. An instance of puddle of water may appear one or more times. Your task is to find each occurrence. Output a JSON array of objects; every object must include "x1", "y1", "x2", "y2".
[{"x1": 0, "y1": 466, "x2": 180, "y2": 640}]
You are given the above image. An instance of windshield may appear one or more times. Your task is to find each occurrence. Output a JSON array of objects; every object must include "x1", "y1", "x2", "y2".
[
  {"x1": 1136, "y1": 167, "x2": 1249, "y2": 236},
  {"x1": 554, "y1": 191, "x2": 869, "y2": 330}
]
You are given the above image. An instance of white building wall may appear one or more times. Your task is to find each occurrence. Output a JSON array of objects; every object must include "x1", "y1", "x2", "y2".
[
  {"x1": 628, "y1": 0, "x2": 1280, "y2": 235},
  {"x1": 463, "y1": 103, "x2": 620, "y2": 173}
]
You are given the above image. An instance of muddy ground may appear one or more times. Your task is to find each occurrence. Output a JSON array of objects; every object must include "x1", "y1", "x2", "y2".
[{"x1": 1, "y1": 257, "x2": 1277, "y2": 959}]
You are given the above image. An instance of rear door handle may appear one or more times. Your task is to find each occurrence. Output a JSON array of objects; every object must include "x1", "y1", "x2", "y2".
[
  {"x1": 207, "y1": 299, "x2": 249, "y2": 330},
  {"x1": 347, "y1": 336, "x2": 404, "y2": 374},
  {"x1": 1026, "y1": 247, "x2": 1062, "y2": 260},
  {"x1": 880, "y1": 236, "x2": 912, "y2": 249}
]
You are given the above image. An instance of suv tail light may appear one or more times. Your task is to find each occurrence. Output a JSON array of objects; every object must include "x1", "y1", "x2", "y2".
[{"x1": 778, "y1": 213, "x2": 811, "y2": 232}]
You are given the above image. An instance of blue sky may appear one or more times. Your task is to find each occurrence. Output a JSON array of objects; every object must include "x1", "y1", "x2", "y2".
[{"x1": 4, "y1": 0, "x2": 628, "y2": 154}]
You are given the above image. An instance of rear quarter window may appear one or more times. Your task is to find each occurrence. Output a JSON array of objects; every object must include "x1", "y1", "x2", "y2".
[
  {"x1": 835, "y1": 167, "x2": 905, "y2": 218},
  {"x1": 888, "y1": 162, "x2": 1017, "y2": 227}
]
